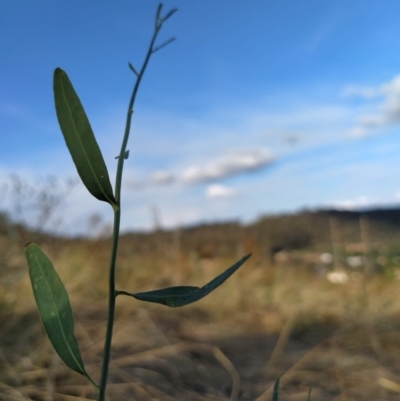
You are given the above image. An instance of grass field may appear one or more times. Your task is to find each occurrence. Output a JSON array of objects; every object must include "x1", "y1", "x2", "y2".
[{"x1": 3, "y1": 218, "x2": 400, "y2": 401}]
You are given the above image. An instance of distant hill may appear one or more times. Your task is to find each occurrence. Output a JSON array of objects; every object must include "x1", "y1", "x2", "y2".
[{"x1": 119, "y1": 207, "x2": 400, "y2": 260}]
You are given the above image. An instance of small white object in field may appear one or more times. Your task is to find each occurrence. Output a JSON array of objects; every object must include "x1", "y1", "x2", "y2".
[
  {"x1": 274, "y1": 251, "x2": 289, "y2": 263},
  {"x1": 327, "y1": 270, "x2": 349, "y2": 284},
  {"x1": 346, "y1": 255, "x2": 363, "y2": 268},
  {"x1": 320, "y1": 252, "x2": 333, "y2": 264}
]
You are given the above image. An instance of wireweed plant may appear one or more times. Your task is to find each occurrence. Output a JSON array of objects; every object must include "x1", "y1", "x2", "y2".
[{"x1": 24, "y1": 4, "x2": 251, "y2": 400}]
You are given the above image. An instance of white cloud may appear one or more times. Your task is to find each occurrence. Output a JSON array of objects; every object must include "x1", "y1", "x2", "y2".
[
  {"x1": 121, "y1": 148, "x2": 275, "y2": 191},
  {"x1": 123, "y1": 148, "x2": 275, "y2": 190},
  {"x1": 347, "y1": 74, "x2": 400, "y2": 137},
  {"x1": 206, "y1": 184, "x2": 238, "y2": 199},
  {"x1": 331, "y1": 196, "x2": 370, "y2": 210},
  {"x1": 359, "y1": 114, "x2": 387, "y2": 127},
  {"x1": 124, "y1": 178, "x2": 146, "y2": 190},
  {"x1": 328, "y1": 193, "x2": 400, "y2": 211},
  {"x1": 181, "y1": 149, "x2": 274, "y2": 184},
  {"x1": 150, "y1": 170, "x2": 175, "y2": 185},
  {"x1": 347, "y1": 127, "x2": 367, "y2": 138},
  {"x1": 380, "y1": 75, "x2": 400, "y2": 123},
  {"x1": 342, "y1": 85, "x2": 379, "y2": 99}
]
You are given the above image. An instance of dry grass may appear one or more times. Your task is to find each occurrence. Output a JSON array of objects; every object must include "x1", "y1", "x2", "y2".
[{"x1": 3, "y1": 234, "x2": 400, "y2": 400}]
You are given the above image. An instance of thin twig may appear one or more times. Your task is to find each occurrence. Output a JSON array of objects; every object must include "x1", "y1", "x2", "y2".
[
  {"x1": 212, "y1": 346, "x2": 241, "y2": 401},
  {"x1": 267, "y1": 313, "x2": 296, "y2": 367},
  {"x1": 152, "y1": 37, "x2": 176, "y2": 54},
  {"x1": 128, "y1": 62, "x2": 139, "y2": 77}
]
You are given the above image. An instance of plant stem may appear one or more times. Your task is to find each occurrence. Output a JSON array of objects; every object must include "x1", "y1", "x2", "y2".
[
  {"x1": 96, "y1": 6, "x2": 175, "y2": 400},
  {"x1": 97, "y1": 206, "x2": 119, "y2": 401}
]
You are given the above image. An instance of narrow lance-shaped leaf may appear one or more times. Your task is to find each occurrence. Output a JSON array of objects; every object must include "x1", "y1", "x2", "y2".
[
  {"x1": 53, "y1": 68, "x2": 116, "y2": 206},
  {"x1": 121, "y1": 253, "x2": 251, "y2": 307},
  {"x1": 25, "y1": 242, "x2": 94, "y2": 383},
  {"x1": 125, "y1": 286, "x2": 200, "y2": 306}
]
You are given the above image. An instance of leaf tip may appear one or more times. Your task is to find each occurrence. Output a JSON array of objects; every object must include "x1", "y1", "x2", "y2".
[{"x1": 25, "y1": 241, "x2": 33, "y2": 249}]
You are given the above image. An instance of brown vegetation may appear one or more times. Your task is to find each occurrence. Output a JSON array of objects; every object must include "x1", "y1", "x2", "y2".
[{"x1": 3, "y1": 208, "x2": 400, "y2": 400}]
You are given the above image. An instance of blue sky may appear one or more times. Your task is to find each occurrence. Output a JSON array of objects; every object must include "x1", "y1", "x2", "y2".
[{"x1": 2, "y1": 1, "x2": 400, "y2": 234}]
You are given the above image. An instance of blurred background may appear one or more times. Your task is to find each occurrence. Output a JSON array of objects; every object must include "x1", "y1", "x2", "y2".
[{"x1": 3, "y1": 1, "x2": 400, "y2": 400}]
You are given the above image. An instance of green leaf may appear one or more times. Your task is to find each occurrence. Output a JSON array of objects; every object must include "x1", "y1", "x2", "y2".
[
  {"x1": 129, "y1": 286, "x2": 200, "y2": 307},
  {"x1": 53, "y1": 68, "x2": 116, "y2": 206},
  {"x1": 125, "y1": 253, "x2": 251, "y2": 307},
  {"x1": 272, "y1": 377, "x2": 280, "y2": 401},
  {"x1": 25, "y1": 242, "x2": 93, "y2": 382}
]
